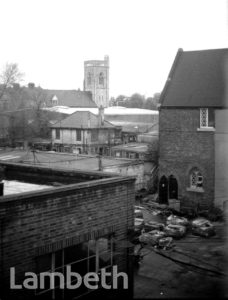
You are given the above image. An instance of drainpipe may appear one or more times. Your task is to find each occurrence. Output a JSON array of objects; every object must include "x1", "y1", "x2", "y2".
[
  {"x1": 0, "y1": 182, "x2": 3, "y2": 196},
  {"x1": 0, "y1": 167, "x2": 5, "y2": 196}
]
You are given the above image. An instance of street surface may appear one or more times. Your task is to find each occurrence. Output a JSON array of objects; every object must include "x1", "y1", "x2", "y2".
[{"x1": 134, "y1": 207, "x2": 227, "y2": 298}]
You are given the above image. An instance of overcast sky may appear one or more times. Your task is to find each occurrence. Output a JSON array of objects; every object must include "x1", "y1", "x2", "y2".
[{"x1": 0, "y1": 0, "x2": 227, "y2": 98}]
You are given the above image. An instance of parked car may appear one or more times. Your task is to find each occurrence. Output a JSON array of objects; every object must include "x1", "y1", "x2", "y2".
[
  {"x1": 134, "y1": 207, "x2": 144, "y2": 233},
  {"x1": 144, "y1": 221, "x2": 165, "y2": 232},
  {"x1": 135, "y1": 208, "x2": 144, "y2": 219},
  {"x1": 164, "y1": 224, "x2": 186, "y2": 239},
  {"x1": 167, "y1": 214, "x2": 189, "y2": 226},
  {"x1": 191, "y1": 218, "x2": 215, "y2": 237},
  {"x1": 134, "y1": 218, "x2": 144, "y2": 233},
  {"x1": 139, "y1": 230, "x2": 165, "y2": 246}
]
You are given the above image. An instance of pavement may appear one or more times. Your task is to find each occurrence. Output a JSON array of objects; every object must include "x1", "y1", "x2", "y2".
[{"x1": 134, "y1": 206, "x2": 227, "y2": 299}]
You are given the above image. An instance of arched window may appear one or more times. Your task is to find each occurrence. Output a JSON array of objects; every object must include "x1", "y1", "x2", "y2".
[
  {"x1": 168, "y1": 175, "x2": 178, "y2": 199},
  {"x1": 87, "y1": 73, "x2": 92, "y2": 85},
  {"x1": 190, "y1": 169, "x2": 203, "y2": 188},
  {"x1": 99, "y1": 72, "x2": 104, "y2": 85}
]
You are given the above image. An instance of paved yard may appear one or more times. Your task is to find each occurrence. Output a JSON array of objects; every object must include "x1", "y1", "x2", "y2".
[{"x1": 134, "y1": 222, "x2": 227, "y2": 298}]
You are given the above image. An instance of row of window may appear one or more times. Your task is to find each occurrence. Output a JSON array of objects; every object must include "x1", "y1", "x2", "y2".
[
  {"x1": 35, "y1": 236, "x2": 114, "y2": 299},
  {"x1": 56, "y1": 129, "x2": 82, "y2": 141},
  {"x1": 87, "y1": 72, "x2": 105, "y2": 86},
  {"x1": 55, "y1": 129, "x2": 113, "y2": 143},
  {"x1": 55, "y1": 129, "x2": 99, "y2": 142},
  {"x1": 160, "y1": 168, "x2": 203, "y2": 192},
  {"x1": 114, "y1": 151, "x2": 140, "y2": 159}
]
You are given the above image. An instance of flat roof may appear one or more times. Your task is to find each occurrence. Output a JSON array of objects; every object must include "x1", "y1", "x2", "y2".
[
  {"x1": 0, "y1": 161, "x2": 135, "y2": 204},
  {"x1": 108, "y1": 121, "x2": 157, "y2": 133},
  {"x1": 111, "y1": 143, "x2": 150, "y2": 153},
  {"x1": 0, "y1": 150, "x2": 142, "y2": 171},
  {"x1": 3, "y1": 180, "x2": 52, "y2": 195}
]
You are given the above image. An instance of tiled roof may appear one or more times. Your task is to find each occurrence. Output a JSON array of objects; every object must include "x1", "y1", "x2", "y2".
[
  {"x1": 160, "y1": 48, "x2": 228, "y2": 108},
  {"x1": 44, "y1": 89, "x2": 97, "y2": 107},
  {"x1": 2, "y1": 87, "x2": 97, "y2": 108},
  {"x1": 51, "y1": 111, "x2": 116, "y2": 129}
]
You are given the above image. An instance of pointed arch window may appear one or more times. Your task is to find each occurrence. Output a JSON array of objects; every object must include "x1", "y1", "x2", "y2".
[
  {"x1": 87, "y1": 73, "x2": 92, "y2": 85},
  {"x1": 99, "y1": 72, "x2": 104, "y2": 85}
]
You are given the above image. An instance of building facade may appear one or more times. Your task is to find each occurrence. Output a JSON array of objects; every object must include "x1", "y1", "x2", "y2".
[
  {"x1": 0, "y1": 162, "x2": 135, "y2": 299},
  {"x1": 84, "y1": 56, "x2": 109, "y2": 108},
  {"x1": 111, "y1": 140, "x2": 158, "y2": 192},
  {"x1": 158, "y1": 48, "x2": 228, "y2": 212},
  {"x1": 51, "y1": 109, "x2": 121, "y2": 155}
]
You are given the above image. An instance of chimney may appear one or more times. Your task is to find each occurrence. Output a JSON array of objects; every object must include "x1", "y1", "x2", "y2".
[
  {"x1": 88, "y1": 112, "x2": 91, "y2": 128},
  {"x1": 98, "y1": 106, "x2": 104, "y2": 126}
]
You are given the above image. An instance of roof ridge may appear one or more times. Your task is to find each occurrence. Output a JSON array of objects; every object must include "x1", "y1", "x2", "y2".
[
  {"x1": 182, "y1": 47, "x2": 228, "y2": 53},
  {"x1": 159, "y1": 48, "x2": 183, "y2": 107}
]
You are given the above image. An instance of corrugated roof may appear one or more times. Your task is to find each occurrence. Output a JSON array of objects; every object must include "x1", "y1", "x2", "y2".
[
  {"x1": 160, "y1": 48, "x2": 228, "y2": 108},
  {"x1": 112, "y1": 141, "x2": 158, "y2": 153},
  {"x1": 43, "y1": 106, "x2": 159, "y2": 115},
  {"x1": 51, "y1": 111, "x2": 115, "y2": 129},
  {"x1": 109, "y1": 121, "x2": 156, "y2": 133}
]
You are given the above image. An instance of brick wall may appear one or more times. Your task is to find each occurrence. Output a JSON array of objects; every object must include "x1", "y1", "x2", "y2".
[
  {"x1": 0, "y1": 163, "x2": 135, "y2": 299},
  {"x1": 159, "y1": 108, "x2": 215, "y2": 211},
  {"x1": 103, "y1": 162, "x2": 145, "y2": 190},
  {"x1": 215, "y1": 109, "x2": 228, "y2": 209}
]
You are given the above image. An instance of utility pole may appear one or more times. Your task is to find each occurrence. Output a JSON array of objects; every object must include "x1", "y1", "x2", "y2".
[{"x1": 98, "y1": 154, "x2": 102, "y2": 171}]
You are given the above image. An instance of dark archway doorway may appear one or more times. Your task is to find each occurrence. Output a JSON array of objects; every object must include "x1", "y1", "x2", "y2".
[
  {"x1": 168, "y1": 175, "x2": 178, "y2": 199},
  {"x1": 159, "y1": 176, "x2": 168, "y2": 204}
]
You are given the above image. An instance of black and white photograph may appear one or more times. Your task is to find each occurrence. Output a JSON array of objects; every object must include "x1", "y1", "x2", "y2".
[{"x1": 0, "y1": 0, "x2": 227, "y2": 299}]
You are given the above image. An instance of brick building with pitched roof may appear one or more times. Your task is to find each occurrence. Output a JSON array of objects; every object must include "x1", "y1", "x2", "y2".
[
  {"x1": 51, "y1": 108, "x2": 122, "y2": 155},
  {"x1": 158, "y1": 48, "x2": 228, "y2": 212}
]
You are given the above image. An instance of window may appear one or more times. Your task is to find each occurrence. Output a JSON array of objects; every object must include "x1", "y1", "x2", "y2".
[
  {"x1": 190, "y1": 169, "x2": 203, "y2": 189},
  {"x1": 200, "y1": 108, "x2": 208, "y2": 127},
  {"x1": 35, "y1": 236, "x2": 114, "y2": 299},
  {"x1": 115, "y1": 151, "x2": 121, "y2": 157},
  {"x1": 87, "y1": 73, "x2": 92, "y2": 85},
  {"x1": 91, "y1": 129, "x2": 98, "y2": 142},
  {"x1": 127, "y1": 152, "x2": 136, "y2": 159},
  {"x1": 52, "y1": 95, "x2": 58, "y2": 106},
  {"x1": 55, "y1": 129, "x2": 60, "y2": 140},
  {"x1": 200, "y1": 108, "x2": 214, "y2": 128},
  {"x1": 76, "y1": 129, "x2": 81, "y2": 141},
  {"x1": 99, "y1": 72, "x2": 104, "y2": 85}
]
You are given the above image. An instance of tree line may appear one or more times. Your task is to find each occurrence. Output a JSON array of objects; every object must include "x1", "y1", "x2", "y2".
[
  {"x1": 109, "y1": 93, "x2": 160, "y2": 110},
  {"x1": 0, "y1": 63, "x2": 50, "y2": 147}
]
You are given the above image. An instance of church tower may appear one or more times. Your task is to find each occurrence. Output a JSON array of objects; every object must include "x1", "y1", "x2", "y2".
[{"x1": 84, "y1": 55, "x2": 109, "y2": 107}]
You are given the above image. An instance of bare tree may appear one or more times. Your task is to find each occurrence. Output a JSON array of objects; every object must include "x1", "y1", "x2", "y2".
[{"x1": 0, "y1": 63, "x2": 24, "y2": 100}]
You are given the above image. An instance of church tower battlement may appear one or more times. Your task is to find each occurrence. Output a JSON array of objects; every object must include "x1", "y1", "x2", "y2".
[{"x1": 84, "y1": 55, "x2": 109, "y2": 107}]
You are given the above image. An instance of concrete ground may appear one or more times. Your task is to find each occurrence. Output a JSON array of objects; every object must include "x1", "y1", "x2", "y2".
[{"x1": 134, "y1": 221, "x2": 227, "y2": 299}]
